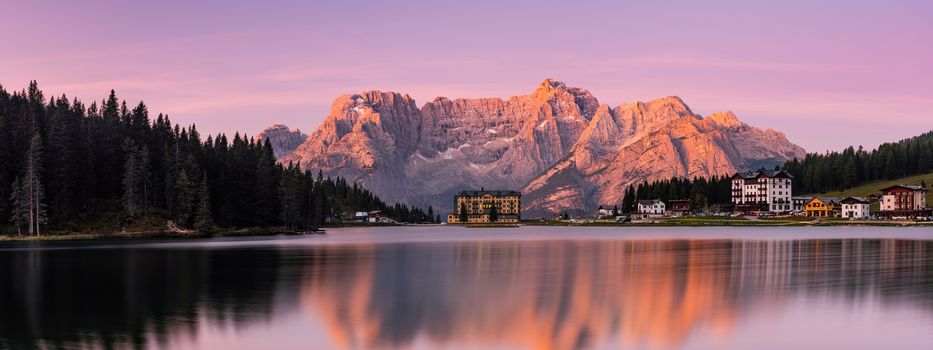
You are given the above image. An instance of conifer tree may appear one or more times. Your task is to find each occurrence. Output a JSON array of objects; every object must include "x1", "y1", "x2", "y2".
[
  {"x1": 122, "y1": 138, "x2": 141, "y2": 218},
  {"x1": 488, "y1": 201, "x2": 498, "y2": 222},
  {"x1": 23, "y1": 132, "x2": 47, "y2": 235},
  {"x1": 9, "y1": 177, "x2": 26, "y2": 236},
  {"x1": 175, "y1": 170, "x2": 194, "y2": 228},
  {"x1": 459, "y1": 201, "x2": 469, "y2": 223},
  {"x1": 194, "y1": 174, "x2": 214, "y2": 233}
]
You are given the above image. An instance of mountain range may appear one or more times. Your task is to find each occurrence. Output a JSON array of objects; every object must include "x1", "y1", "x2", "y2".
[{"x1": 258, "y1": 79, "x2": 805, "y2": 217}]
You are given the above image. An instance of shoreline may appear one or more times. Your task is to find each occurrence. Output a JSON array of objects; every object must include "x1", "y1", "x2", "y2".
[{"x1": 3, "y1": 219, "x2": 930, "y2": 242}]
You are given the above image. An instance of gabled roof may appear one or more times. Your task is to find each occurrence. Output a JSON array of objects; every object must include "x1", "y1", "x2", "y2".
[
  {"x1": 731, "y1": 169, "x2": 794, "y2": 180},
  {"x1": 457, "y1": 189, "x2": 521, "y2": 197},
  {"x1": 638, "y1": 199, "x2": 663, "y2": 206},
  {"x1": 879, "y1": 184, "x2": 928, "y2": 192},
  {"x1": 807, "y1": 197, "x2": 840, "y2": 206},
  {"x1": 841, "y1": 196, "x2": 869, "y2": 204}
]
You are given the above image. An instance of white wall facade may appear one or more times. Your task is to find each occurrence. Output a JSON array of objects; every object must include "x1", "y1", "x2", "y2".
[
  {"x1": 731, "y1": 172, "x2": 793, "y2": 212},
  {"x1": 638, "y1": 202, "x2": 665, "y2": 215},
  {"x1": 842, "y1": 203, "x2": 870, "y2": 219}
]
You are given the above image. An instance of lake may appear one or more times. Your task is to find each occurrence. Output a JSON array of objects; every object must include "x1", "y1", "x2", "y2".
[{"x1": 2, "y1": 226, "x2": 933, "y2": 349}]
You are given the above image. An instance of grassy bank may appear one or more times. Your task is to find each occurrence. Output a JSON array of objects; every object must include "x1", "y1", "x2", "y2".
[
  {"x1": 523, "y1": 216, "x2": 930, "y2": 227},
  {"x1": 806, "y1": 172, "x2": 933, "y2": 203}
]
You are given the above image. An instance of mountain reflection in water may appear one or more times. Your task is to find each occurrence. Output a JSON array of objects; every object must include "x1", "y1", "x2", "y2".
[{"x1": 2, "y1": 230, "x2": 933, "y2": 349}]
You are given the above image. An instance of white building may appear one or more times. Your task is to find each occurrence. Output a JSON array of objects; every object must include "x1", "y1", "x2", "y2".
[
  {"x1": 731, "y1": 170, "x2": 794, "y2": 213},
  {"x1": 791, "y1": 196, "x2": 812, "y2": 212},
  {"x1": 841, "y1": 197, "x2": 870, "y2": 219},
  {"x1": 596, "y1": 205, "x2": 616, "y2": 217},
  {"x1": 637, "y1": 199, "x2": 665, "y2": 215}
]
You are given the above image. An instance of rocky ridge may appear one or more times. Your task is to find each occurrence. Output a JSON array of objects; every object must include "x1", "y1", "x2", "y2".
[
  {"x1": 276, "y1": 79, "x2": 806, "y2": 216},
  {"x1": 255, "y1": 124, "x2": 308, "y2": 159}
]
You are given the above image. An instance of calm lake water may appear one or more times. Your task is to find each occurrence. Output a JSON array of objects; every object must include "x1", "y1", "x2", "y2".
[{"x1": 3, "y1": 226, "x2": 933, "y2": 350}]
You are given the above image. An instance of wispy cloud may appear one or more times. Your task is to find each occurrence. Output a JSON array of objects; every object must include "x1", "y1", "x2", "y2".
[{"x1": 586, "y1": 56, "x2": 864, "y2": 73}]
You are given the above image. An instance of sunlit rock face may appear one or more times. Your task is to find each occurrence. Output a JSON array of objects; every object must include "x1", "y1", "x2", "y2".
[
  {"x1": 521, "y1": 102, "x2": 806, "y2": 217},
  {"x1": 255, "y1": 124, "x2": 308, "y2": 159},
  {"x1": 283, "y1": 79, "x2": 805, "y2": 215},
  {"x1": 282, "y1": 79, "x2": 595, "y2": 211}
]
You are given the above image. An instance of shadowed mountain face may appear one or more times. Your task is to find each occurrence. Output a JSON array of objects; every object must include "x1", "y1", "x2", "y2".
[
  {"x1": 256, "y1": 124, "x2": 308, "y2": 159},
  {"x1": 3, "y1": 234, "x2": 932, "y2": 350},
  {"x1": 275, "y1": 79, "x2": 805, "y2": 216}
]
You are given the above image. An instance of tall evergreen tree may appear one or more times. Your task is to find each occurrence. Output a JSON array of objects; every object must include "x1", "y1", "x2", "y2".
[
  {"x1": 122, "y1": 138, "x2": 142, "y2": 218},
  {"x1": 459, "y1": 201, "x2": 469, "y2": 223},
  {"x1": 842, "y1": 158, "x2": 857, "y2": 189},
  {"x1": 488, "y1": 201, "x2": 498, "y2": 222},
  {"x1": 194, "y1": 174, "x2": 214, "y2": 233},
  {"x1": 22, "y1": 132, "x2": 47, "y2": 235},
  {"x1": 9, "y1": 177, "x2": 26, "y2": 236},
  {"x1": 175, "y1": 170, "x2": 194, "y2": 228}
]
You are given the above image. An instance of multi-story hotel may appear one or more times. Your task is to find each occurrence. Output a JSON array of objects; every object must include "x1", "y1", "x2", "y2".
[
  {"x1": 878, "y1": 185, "x2": 930, "y2": 217},
  {"x1": 731, "y1": 170, "x2": 794, "y2": 213},
  {"x1": 448, "y1": 189, "x2": 521, "y2": 223}
]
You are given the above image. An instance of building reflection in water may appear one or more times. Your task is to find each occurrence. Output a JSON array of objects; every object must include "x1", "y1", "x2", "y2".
[
  {"x1": 296, "y1": 239, "x2": 933, "y2": 350},
  {"x1": 1, "y1": 238, "x2": 932, "y2": 349}
]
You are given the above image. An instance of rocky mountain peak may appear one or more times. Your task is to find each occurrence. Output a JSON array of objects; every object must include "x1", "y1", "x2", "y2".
[
  {"x1": 280, "y1": 80, "x2": 805, "y2": 216},
  {"x1": 706, "y1": 111, "x2": 742, "y2": 128},
  {"x1": 255, "y1": 124, "x2": 308, "y2": 159},
  {"x1": 535, "y1": 78, "x2": 566, "y2": 92}
]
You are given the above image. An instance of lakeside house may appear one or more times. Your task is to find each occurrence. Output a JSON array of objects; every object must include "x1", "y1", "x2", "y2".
[
  {"x1": 367, "y1": 210, "x2": 396, "y2": 223},
  {"x1": 668, "y1": 200, "x2": 692, "y2": 216},
  {"x1": 447, "y1": 188, "x2": 521, "y2": 223},
  {"x1": 637, "y1": 199, "x2": 666, "y2": 215},
  {"x1": 804, "y1": 197, "x2": 840, "y2": 218},
  {"x1": 791, "y1": 196, "x2": 812, "y2": 212},
  {"x1": 731, "y1": 170, "x2": 793, "y2": 213},
  {"x1": 841, "y1": 197, "x2": 870, "y2": 219},
  {"x1": 878, "y1": 185, "x2": 931, "y2": 218},
  {"x1": 596, "y1": 205, "x2": 616, "y2": 218}
]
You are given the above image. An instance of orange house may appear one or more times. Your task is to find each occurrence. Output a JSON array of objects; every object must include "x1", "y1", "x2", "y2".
[{"x1": 804, "y1": 197, "x2": 840, "y2": 218}]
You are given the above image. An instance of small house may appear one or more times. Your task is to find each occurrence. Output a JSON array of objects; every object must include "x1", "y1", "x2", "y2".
[
  {"x1": 596, "y1": 205, "x2": 617, "y2": 218},
  {"x1": 368, "y1": 210, "x2": 395, "y2": 223},
  {"x1": 668, "y1": 200, "x2": 692, "y2": 216},
  {"x1": 637, "y1": 199, "x2": 665, "y2": 215},
  {"x1": 840, "y1": 197, "x2": 870, "y2": 219},
  {"x1": 354, "y1": 211, "x2": 369, "y2": 222},
  {"x1": 804, "y1": 197, "x2": 840, "y2": 218}
]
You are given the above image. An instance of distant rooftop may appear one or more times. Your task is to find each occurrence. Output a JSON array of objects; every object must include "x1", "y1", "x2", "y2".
[
  {"x1": 732, "y1": 169, "x2": 794, "y2": 179},
  {"x1": 457, "y1": 189, "x2": 521, "y2": 197},
  {"x1": 880, "y1": 184, "x2": 928, "y2": 192}
]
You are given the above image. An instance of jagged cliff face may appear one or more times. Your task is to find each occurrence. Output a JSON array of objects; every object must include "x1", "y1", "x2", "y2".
[
  {"x1": 281, "y1": 79, "x2": 806, "y2": 216},
  {"x1": 281, "y1": 79, "x2": 597, "y2": 210},
  {"x1": 255, "y1": 124, "x2": 308, "y2": 159},
  {"x1": 521, "y1": 99, "x2": 806, "y2": 216}
]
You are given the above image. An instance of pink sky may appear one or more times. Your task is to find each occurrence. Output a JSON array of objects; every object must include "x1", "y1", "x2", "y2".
[{"x1": 3, "y1": 0, "x2": 931, "y2": 152}]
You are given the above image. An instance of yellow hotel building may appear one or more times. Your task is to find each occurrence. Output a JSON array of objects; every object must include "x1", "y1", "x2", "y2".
[{"x1": 448, "y1": 189, "x2": 521, "y2": 223}]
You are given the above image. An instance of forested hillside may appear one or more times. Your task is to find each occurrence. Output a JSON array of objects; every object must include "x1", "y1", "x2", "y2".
[
  {"x1": 783, "y1": 131, "x2": 933, "y2": 194},
  {"x1": 0, "y1": 82, "x2": 437, "y2": 236}
]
